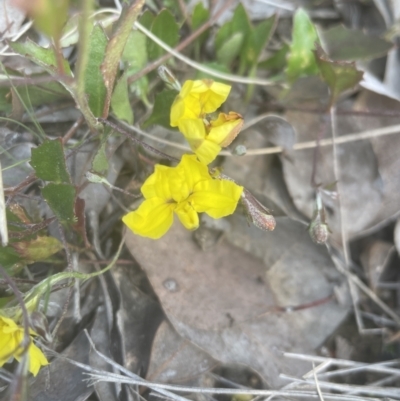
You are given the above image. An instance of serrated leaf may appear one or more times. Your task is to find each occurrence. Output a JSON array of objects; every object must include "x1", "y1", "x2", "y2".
[
  {"x1": 147, "y1": 9, "x2": 180, "y2": 61},
  {"x1": 42, "y1": 183, "x2": 76, "y2": 223},
  {"x1": 101, "y1": 0, "x2": 145, "y2": 118},
  {"x1": 8, "y1": 39, "x2": 72, "y2": 76},
  {"x1": 286, "y1": 8, "x2": 319, "y2": 82},
  {"x1": 315, "y1": 45, "x2": 363, "y2": 105},
  {"x1": 111, "y1": 73, "x2": 133, "y2": 124},
  {"x1": 30, "y1": 139, "x2": 71, "y2": 184},
  {"x1": 216, "y1": 32, "x2": 244, "y2": 66},
  {"x1": 319, "y1": 25, "x2": 393, "y2": 61},
  {"x1": 143, "y1": 89, "x2": 177, "y2": 128},
  {"x1": 84, "y1": 24, "x2": 108, "y2": 117}
]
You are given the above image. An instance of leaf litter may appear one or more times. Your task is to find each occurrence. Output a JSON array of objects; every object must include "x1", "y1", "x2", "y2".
[{"x1": 1, "y1": 1, "x2": 400, "y2": 401}]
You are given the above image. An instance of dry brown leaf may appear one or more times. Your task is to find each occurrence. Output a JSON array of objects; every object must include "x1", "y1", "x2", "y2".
[{"x1": 125, "y1": 217, "x2": 348, "y2": 388}]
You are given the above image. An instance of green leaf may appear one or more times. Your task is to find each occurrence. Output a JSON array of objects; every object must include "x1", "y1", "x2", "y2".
[
  {"x1": 138, "y1": 9, "x2": 154, "y2": 30},
  {"x1": 0, "y1": 246, "x2": 23, "y2": 274},
  {"x1": 92, "y1": 141, "x2": 109, "y2": 173},
  {"x1": 84, "y1": 24, "x2": 108, "y2": 117},
  {"x1": 101, "y1": 0, "x2": 145, "y2": 118},
  {"x1": 42, "y1": 183, "x2": 76, "y2": 223},
  {"x1": 319, "y1": 25, "x2": 393, "y2": 61},
  {"x1": 216, "y1": 32, "x2": 244, "y2": 66},
  {"x1": 122, "y1": 30, "x2": 148, "y2": 70},
  {"x1": 12, "y1": 236, "x2": 62, "y2": 264},
  {"x1": 143, "y1": 89, "x2": 177, "y2": 128},
  {"x1": 192, "y1": 2, "x2": 210, "y2": 46},
  {"x1": 286, "y1": 8, "x2": 319, "y2": 82},
  {"x1": 30, "y1": 139, "x2": 71, "y2": 184},
  {"x1": 111, "y1": 73, "x2": 133, "y2": 124},
  {"x1": 215, "y1": 3, "x2": 251, "y2": 53},
  {"x1": 241, "y1": 15, "x2": 277, "y2": 68},
  {"x1": 8, "y1": 39, "x2": 72, "y2": 76},
  {"x1": 19, "y1": 79, "x2": 69, "y2": 107},
  {"x1": 147, "y1": 9, "x2": 180, "y2": 60},
  {"x1": 258, "y1": 43, "x2": 290, "y2": 72},
  {"x1": 314, "y1": 45, "x2": 363, "y2": 105},
  {"x1": 230, "y1": 4, "x2": 252, "y2": 40}
]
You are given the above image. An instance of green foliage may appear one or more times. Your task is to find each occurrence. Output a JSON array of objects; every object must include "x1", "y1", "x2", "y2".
[
  {"x1": 84, "y1": 24, "x2": 108, "y2": 117},
  {"x1": 314, "y1": 45, "x2": 364, "y2": 105},
  {"x1": 147, "y1": 9, "x2": 180, "y2": 60},
  {"x1": 100, "y1": 0, "x2": 145, "y2": 118},
  {"x1": 30, "y1": 139, "x2": 76, "y2": 224},
  {"x1": 215, "y1": 4, "x2": 276, "y2": 73},
  {"x1": 216, "y1": 32, "x2": 244, "y2": 66},
  {"x1": 215, "y1": 4, "x2": 251, "y2": 67},
  {"x1": 143, "y1": 89, "x2": 177, "y2": 128},
  {"x1": 319, "y1": 25, "x2": 393, "y2": 61},
  {"x1": 122, "y1": 30, "x2": 149, "y2": 105},
  {"x1": 242, "y1": 15, "x2": 276, "y2": 68},
  {"x1": 30, "y1": 139, "x2": 71, "y2": 183},
  {"x1": 191, "y1": 2, "x2": 210, "y2": 47},
  {"x1": 259, "y1": 44, "x2": 290, "y2": 72},
  {"x1": 0, "y1": 205, "x2": 63, "y2": 274},
  {"x1": 42, "y1": 183, "x2": 76, "y2": 223},
  {"x1": 92, "y1": 141, "x2": 109, "y2": 173},
  {"x1": 9, "y1": 40, "x2": 72, "y2": 76},
  {"x1": 111, "y1": 73, "x2": 134, "y2": 124},
  {"x1": 0, "y1": 246, "x2": 23, "y2": 274},
  {"x1": 286, "y1": 8, "x2": 319, "y2": 82}
]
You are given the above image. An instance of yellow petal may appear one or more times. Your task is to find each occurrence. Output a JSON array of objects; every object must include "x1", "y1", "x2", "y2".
[
  {"x1": 170, "y1": 80, "x2": 232, "y2": 127},
  {"x1": 176, "y1": 154, "x2": 210, "y2": 186},
  {"x1": 190, "y1": 80, "x2": 231, "y2": 114},
  {"x1": 27, "y1": 341, "x2": 49, "y2": 376},
  {"x1": 174, "y1": 200, "x2": 199, "y2": 230},
  {"x1": 194, "y1": 139, "x2": 221, "y2": 165},
  {"x1": 123, "y1": 198, "x2": 175, "y2": 239},
  {"x1": 141, "y1": 165, "x2": 173, "y2": 200},
  {"x1": 170, "y1": 81, "x2": 202, "y2": 126},
  {"x1": 208, "y1": 112, "x2": 244, "y2": 147},
  {"x1": 177, "y1": 118, "x2": 206, "y2": 144},
  {"x1": 191, "y1": 179, "x2": 243, "y2": 218}
]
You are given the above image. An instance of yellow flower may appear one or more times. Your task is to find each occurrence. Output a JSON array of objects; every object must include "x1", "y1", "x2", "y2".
[
  {"x1": 122, "y1": 155, "x2": 243, "y2": 239},
  {"x1": 0, "y1": 315, "x2": 49, "y2": 376},
  {"x1": 170, "y1": 79, "x2": 231, "y2": 125},
  {"x1": 178, "y1": 112, "x2": 244, "y2": 164},
  {"x1": 170, "y1": 79, "x2": 243, "y2": 164}
]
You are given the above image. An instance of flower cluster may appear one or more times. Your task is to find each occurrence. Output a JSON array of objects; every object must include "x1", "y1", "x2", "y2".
[
  {"x1": 123, "y1": 155, "x2": 243, "y2": 239},
  {"x1": 170, "y1": 79, "x2": 243, "y2": 165},
  {"x1": 0, "y1": 315, "x2": 48, "y2": 376}
]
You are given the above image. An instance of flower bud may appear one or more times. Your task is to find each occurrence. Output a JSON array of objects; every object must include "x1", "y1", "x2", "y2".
[
  {"x1": 309, "y1": 218, "x2": 329, "y2": 244},
  {"x1": 241, "y1": 189, "x2": 276, "y2": 231},
  {"x1": 308, "y1": 192, "x2": 330, "y2": 244},
  {"x1": 157, "y1": 65, "x2": 181, "y2": 91}
]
